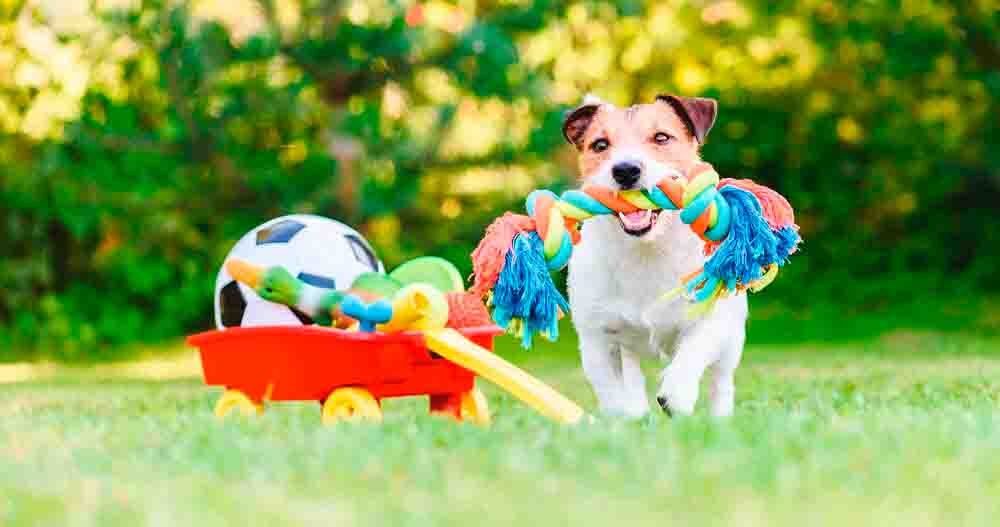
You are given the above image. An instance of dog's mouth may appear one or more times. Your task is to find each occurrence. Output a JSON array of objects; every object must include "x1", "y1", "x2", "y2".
[{"x1": 617, "y1": 209, "x2": 658, "y2": 237}]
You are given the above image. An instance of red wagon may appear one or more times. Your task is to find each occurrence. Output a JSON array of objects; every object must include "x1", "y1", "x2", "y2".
[{"x1": 186, "y1": 325, "x2": 502, "y2": 424}]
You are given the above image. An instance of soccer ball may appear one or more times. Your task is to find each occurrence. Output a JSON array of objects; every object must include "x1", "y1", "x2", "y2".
[{"x1": 214, "y1": 215, "x2": 384, "y2": 329}]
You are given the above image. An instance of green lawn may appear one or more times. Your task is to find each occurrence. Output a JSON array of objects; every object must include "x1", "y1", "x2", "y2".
[{"x1": 2, "y1": 330, "x2": 1000, "y2": 526}]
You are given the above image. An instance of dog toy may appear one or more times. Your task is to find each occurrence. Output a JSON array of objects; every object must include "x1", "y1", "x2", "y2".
[
  {"x1": 446, "y1": 291, "x2": 494, "y2": 328},
  {"x1": 471, "y1": 162, "x2": 801, "y2": 346},
  {"x1": 226, "y1": 259, "x2": 378, "y2": 328},
  {"x1": 226, "y1": 258, "x2": 497, "y2": 332},
  {"x1": 389, "y1": 256, "x2": 466, "y2": 293}
]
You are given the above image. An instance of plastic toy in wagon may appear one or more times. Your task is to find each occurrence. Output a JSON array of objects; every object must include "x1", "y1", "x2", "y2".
[{"x1": 187, "y1": 216, "x2": 585, "y2": 426}]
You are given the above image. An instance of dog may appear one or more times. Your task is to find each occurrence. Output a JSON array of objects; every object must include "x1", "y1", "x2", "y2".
[{"x1": 563, "y1": 94, "x2": 748, "y2": 418}]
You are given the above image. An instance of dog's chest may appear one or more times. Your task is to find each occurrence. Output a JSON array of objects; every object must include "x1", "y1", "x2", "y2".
[{"x1": 567, "y1": 217, "x2": 705, "y2": 352}]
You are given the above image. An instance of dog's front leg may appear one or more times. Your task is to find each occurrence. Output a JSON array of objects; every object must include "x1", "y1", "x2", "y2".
[
  {"x1": 655, "y1": 329, "x2": 718, "y2": 416},
  {"x1": 707, "y1": 330, "x2": 745, "y2": 417},
  {"x1": 619, "y1": 350, "x2": 650, "y2": 418},
  {"x1": 578, "y1": 327, "x2": 630, "y2": 416}
]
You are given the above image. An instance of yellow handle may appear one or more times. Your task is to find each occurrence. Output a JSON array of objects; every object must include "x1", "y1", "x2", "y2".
[
  {"x1": 424, "y1": 328, "x2": 585, "y2": 425},
  {"x1": 378, "y1": 284, "x2": 585, "y2": 424}
]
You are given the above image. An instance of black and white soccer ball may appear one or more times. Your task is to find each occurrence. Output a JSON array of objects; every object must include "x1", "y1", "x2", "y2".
[{"x1": 214, "y1": 214, "x2": 384, "y2": 329}]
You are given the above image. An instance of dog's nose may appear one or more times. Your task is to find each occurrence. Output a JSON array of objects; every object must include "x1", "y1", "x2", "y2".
[
  {"x1": 612, "y1": 162, "x2": 642, "y2": 189},
  {"x1": 656, "y1": 396, "x2": 672, "y2": 416}
]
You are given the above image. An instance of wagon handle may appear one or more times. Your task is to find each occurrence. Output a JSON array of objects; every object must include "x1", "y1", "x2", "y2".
[{"x1": 380, "y1": 285, "x2": 585, "y2": 425}]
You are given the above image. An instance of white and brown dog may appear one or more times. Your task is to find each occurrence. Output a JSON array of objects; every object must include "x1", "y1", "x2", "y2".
[{"x1": 563, "y1": 94, "x2": 748, "y2": 418}]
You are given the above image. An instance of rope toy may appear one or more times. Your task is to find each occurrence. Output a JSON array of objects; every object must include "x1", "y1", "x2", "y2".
[{"x1": 470, "y1": 161, "x2": 801, "y2": 346}]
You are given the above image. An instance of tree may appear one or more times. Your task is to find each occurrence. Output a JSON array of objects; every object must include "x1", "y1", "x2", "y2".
[{"x1": 1, "y1": 0, "x2": 997, "y2": 360}]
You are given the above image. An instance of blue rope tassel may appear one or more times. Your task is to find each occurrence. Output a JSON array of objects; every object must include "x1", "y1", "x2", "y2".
[
  {"x1": 490, "y1": 232, "x2": 570, "y2": 348},
  {"x1": 702, "y1": 186, "x2": 797, "y2": 292}
]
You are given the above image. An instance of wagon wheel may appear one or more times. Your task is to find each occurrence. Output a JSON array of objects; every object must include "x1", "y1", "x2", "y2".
[
  {"x1": 322, "y1": 387, "x2": 383, "y2": 425},
  {"x1": 214, "y1": 389, "x2": 263, "y2": 420},
  {"x1": 460, "y1": 388, "x2": 491, "y2": 426}
]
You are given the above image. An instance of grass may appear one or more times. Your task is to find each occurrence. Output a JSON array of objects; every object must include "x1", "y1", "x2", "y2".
[{"x1": 2, "y1": 328, "x2": 1000, "y2": 526}]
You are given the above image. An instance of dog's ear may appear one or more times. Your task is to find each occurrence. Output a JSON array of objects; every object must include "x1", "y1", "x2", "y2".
[
  {"x1": 562, "y1": 103, "x2": 600, "y2": 150},
  {"x1": 655, "y1": 95, "x2": 717, "y2": 144}
]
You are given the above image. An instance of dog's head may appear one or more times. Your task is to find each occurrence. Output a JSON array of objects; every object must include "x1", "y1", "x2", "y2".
[{"x1": 563, "y1": 94, "x2": 717, "y2": 239}]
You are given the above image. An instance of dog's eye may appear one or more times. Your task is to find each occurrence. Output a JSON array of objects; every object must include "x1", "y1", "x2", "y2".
[
  {"x1": 653, "y1": 132, "x2": 672, "y2": 145},
  {"x1": 590, "y1": 138, "x2": 609, "y2": 153}
]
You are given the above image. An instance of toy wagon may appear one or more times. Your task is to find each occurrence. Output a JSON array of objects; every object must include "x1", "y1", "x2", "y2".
[{"x1": 186, "y1": 325, "x2": 502, "y2": 425}]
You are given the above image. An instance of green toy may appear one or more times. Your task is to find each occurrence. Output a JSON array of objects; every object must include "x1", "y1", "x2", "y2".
[
  {"x1": 350, "y1": 272, "x2": 403, "y2": 298},
  {"x1": 227, "y1": 260, "x2": 346, "y2": 326},
  {"x1": 389, "y1": 256, "x2": 465, "y2": 293}
]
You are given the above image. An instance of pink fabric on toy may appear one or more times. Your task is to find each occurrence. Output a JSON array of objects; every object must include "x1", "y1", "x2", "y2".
[{"x1": 470, "y1": 212, "x2": 536, "y2": 297}]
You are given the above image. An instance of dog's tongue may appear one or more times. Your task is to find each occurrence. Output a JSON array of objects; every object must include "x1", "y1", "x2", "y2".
[{"x1": 618, "y1": 210, "x2": 652, "y2": 230}]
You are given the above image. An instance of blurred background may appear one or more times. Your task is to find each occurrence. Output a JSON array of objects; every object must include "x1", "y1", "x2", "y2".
[{"x1": 1, "y1": 0, "x2": 998, "y2": 361}]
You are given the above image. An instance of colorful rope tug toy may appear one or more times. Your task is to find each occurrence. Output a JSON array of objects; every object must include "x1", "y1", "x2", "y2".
[{"x1": 471, "y1": 161, "x2": 801, "y2": 346}]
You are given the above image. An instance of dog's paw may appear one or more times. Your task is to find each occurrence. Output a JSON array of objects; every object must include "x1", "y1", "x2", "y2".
[
  {"x1": 655, "y1": 395, "x2": 673, "y2": 417},
  {"x1": 655, "y1": 383, "x2": 697, "y2": 417}
]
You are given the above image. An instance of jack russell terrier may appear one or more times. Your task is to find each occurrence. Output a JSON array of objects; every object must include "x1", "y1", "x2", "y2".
[{"x1": 563, "y1": 94, "x2": 748, "y2": 418}]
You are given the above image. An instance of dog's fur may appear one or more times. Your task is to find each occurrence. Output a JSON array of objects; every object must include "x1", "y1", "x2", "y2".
[{"x1": 564, "y1": 94, "x2": 748, "y2": 418}]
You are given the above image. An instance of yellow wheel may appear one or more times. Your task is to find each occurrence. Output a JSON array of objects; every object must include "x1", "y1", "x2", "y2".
[
  {"x1": 460, "y1": 388, "x2": 491, "y2": 426},
  {"x1": 214, "y1": 389, "x2": 263, "y2": 420},
  {"x1": 322, "y1": 387, "x2": 383, "y2": 425}
]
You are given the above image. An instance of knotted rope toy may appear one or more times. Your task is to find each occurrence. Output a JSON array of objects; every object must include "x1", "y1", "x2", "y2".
[{"x1": 470, "y1": 162, "x2": 801, "y2": 346}]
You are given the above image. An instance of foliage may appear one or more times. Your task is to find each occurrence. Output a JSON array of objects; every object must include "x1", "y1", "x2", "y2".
[{"x1": 1, "y1": 0, "x2": 998, "y2": 359}]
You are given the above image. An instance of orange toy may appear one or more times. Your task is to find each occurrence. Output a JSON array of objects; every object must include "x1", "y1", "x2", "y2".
[{"x1": 446, "y1": 291, "x2": 494, "y2": 329}]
